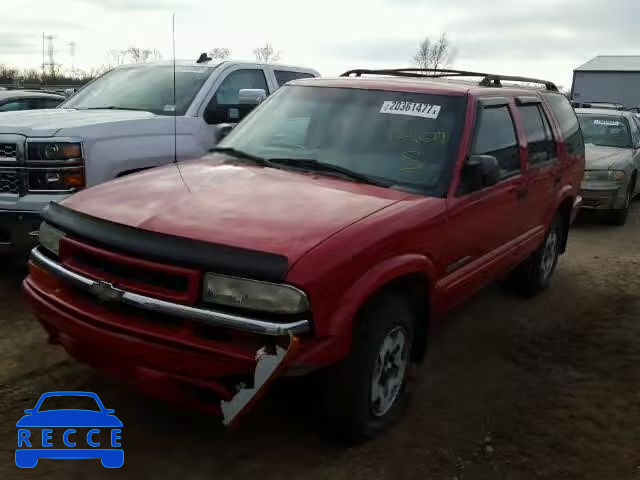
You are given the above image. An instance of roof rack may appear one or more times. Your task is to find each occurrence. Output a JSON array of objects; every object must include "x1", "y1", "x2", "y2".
[{"x1": 340, "y1": 68, "x2": 559, "y2": 92}]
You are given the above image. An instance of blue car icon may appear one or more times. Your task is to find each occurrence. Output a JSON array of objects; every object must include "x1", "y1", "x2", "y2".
[{"x1": 16, "y1": 391, "x2": 123, "y2": 468}]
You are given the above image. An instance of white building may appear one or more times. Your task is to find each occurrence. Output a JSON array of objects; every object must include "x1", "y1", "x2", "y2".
[{"x1": 572, "y1": 55, "x2": 640, "y2": 108}]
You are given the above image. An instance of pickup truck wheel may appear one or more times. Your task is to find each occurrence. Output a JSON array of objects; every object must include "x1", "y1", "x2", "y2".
[
  {"x1": 508, "y1": 215, "x2": 562, "y2": 295},
  {"x1": 607, "y1": 183, "x2": 633, "y2": 226},
  {"x1": 319, "y1": 292, "x2": 414, "y2": 441}
]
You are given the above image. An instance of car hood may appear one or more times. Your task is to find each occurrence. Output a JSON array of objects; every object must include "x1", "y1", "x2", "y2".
[
  {"x1": 0, "y1": 108, "x2": 159, "y2": 137},
  {"x1": 16, "y1": 410, "x2": 123, "y2": 427},
  {"x1": 61, "y1": 156, "x2": 413, "y2": 265},
  {"x1": 585, "y1": 143, "x2": 633, "y2": 170}
]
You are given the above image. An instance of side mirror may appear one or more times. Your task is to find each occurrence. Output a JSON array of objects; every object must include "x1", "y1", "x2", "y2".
[
  {"x1": 238, "y1": 88, "x2": 266, "y2": 106},
  {"x1": 24, "y1": 409, "x2": 34, "y2": 414},
  {"x1": 104, "y1": 409, "x2": 115, "y2": 414},
  {"x1": 216, "y1": 123, "x2": 234, "y2": 140},
  {"x1": 460, "y1": 154, "x2": 500, "y2": 194},
  {"x1": 63, "y1": 88, "x2": 75, "y2": 98},
  {"x1": 204, "y1": 107, "x2": 239, "y2": 125}
]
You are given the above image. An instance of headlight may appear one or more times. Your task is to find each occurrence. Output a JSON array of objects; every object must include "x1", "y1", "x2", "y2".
[
  {"x1": 28, "y1": 142, "x2": 82, "y2": 161},
  {"x1": 583, "y1": 170, "x2": 625, "y2": 182},
  {"x1": 26, "y1": 141, "x2": 85, "y2": 192},
  {"x1": 202, "y1": 273, "x2": 309, "y2": 314},
  {"x1": 38, "y1": 222, "x2": 65, "y2": 256}
]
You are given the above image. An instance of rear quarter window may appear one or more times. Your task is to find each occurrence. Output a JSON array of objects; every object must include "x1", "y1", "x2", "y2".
[
  {"x1": 274, "y1": 70, "x2": 315, "y2": 87},
  {"x1": 545, "y1": 93, "x2": 585, "y2": 157}
]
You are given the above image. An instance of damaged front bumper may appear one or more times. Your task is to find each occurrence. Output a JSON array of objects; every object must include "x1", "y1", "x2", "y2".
[
  {"x1": 27, "y1": 247, "x2": 311, "y2": 426},
  {"x1": 30, "y1": 247, "x2": 311, "y2": 337}
]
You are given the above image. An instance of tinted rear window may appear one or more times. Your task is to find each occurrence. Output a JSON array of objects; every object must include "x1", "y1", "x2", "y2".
[
  {"x1": 274, "y1": 70, "x2": 315, "y2": 87},
  {"x1": 545, "y1": 93, "x2": 584, "y2": 156}
]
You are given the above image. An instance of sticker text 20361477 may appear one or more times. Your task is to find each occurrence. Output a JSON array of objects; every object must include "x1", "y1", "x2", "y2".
[{"x1": 380, "y1": 101, "x2": 441, "y2": 119}]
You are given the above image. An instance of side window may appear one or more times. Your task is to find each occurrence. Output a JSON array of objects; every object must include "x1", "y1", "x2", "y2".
[
  {"x1": 213, "y1": 69, "x2": 268, "y2": 106},
  {"x1": 0, "y1": 99, "x2": 30, "y2": 112},
  {"x1": 274, "y1": 70, "x2": 315, "y2": 87},
  {"x1": 517, "y1": 104, "x2": 556, "y2": 166},
  {"x1": 628, "y1": 115, "x2": 640, "y2": 147},
  {"x1": 545, "y1": 93, "x2": 585, "y2": 157},
  {"x1": 29, "y1": 98, "x2": 63, "y2": 109},
  {"x1": 472, "y1": 105, "x2": 520, "y2": 178}
]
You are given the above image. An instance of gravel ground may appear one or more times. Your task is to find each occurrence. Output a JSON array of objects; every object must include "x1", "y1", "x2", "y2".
[{"x1": 1, "y1": 202, "x2": 639, "y2": 480}]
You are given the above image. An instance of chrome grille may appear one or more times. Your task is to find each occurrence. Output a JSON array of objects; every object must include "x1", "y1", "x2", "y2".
[
  {"x1": 0, "y1": 170, "x2": 19, "y2": 194},
  {"x1": 0, "y1": 143, "x2": 17, "y2": 160}
]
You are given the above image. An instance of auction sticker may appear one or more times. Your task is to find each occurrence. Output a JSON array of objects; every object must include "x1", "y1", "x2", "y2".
[
  {"x1": 593, "y1": 120, "x2": 620, "y2": 126},
  {"x1": 380, "y1": 101, "x2": 441, "y2": 119}
]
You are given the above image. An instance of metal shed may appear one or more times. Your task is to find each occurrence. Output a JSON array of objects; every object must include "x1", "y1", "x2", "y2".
[{"x1": 572, "y1": 55, "x2": 640, "y2": 108}]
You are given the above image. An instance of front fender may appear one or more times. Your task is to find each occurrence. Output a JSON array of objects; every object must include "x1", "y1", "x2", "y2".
[{"x1": 324, "y1": 253, "x2": 435, "y2": 340}]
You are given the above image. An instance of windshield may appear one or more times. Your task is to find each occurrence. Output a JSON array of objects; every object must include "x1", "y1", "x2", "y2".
[
  {"x1": 220, "y1": 85, "x2": 467, "y2": 195},
  {"x1": 62, "y1": 65, "x2": 215, "y2": 115},
  {"x1": 578, "y1": 114, "x2": 632, "y2": 148}
]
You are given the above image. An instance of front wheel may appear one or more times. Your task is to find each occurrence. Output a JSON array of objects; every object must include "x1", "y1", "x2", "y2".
[
  {"x1": 319, "y1": 292, "x2": 415, "y2": 441},
  {"x1": 508, "y1": 215, "x2": 562, "y2": 295}
]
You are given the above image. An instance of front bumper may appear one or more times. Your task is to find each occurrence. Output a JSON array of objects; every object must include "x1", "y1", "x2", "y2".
[
  {"x1": 0, "y1": 210, "x2": 40, "y2": 251},
  {"x1": 23, "y1": 248, "x2": 323, "y2": 414},
  {"x1": 580, "y1": 183, "x2": 628, "y2": 210},
  {"x1": 0, "y1": 193, "x2": 69, "y2": 252},
  {"x1": 31, "y1": 247, "x2": 311, "y2": 337}
]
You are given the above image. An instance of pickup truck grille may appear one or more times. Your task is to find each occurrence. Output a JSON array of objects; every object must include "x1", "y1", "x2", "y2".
[
  {"x1": 0, "y1": 170, "x2": 19, "y2": 194},
  {"x1": 0, "y1": 143, "x2": 17, "y2": 160}
]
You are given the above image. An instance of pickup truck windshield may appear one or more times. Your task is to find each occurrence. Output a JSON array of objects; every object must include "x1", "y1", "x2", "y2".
[
  {"x1": 578, "y1": 114, "x2": 632, "y2": 149},
  {"x1": 63, "y1": 65, "x2": 215, "y2": 115},
  {"x1": 221, "y1": 85, "x2": 466, "y2": 195}
]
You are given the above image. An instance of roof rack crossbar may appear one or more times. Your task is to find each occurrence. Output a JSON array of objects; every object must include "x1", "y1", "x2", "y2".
[{"x1": 340, "y1": 68, "x2": 559, "y2": 92}]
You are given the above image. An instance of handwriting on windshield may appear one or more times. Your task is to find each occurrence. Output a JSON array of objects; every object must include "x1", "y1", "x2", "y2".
[
  {"x1": 400, "y1": 151, "x2": 423, "y2": 171},
  {"x1": 388, "y1": 129, "x2": 449, "y2": 145}
]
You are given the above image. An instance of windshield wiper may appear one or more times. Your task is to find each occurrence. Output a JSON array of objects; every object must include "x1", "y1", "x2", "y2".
[
  {"x1": 267, "y1": 158, "x2": 390, "y2": 187},
  {"x1": 211, "y1": 147, "x2": 276, "y2": 168}
]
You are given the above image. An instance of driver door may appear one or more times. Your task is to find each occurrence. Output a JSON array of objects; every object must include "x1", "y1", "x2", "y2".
[{"x1": 439, "y1": 97, "x2": 526, "y2": 308}]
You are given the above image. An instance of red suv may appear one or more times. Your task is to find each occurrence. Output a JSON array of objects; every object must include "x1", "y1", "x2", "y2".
[{"x1": 23, "y1": 69, "x2": 585, "y2": 439}]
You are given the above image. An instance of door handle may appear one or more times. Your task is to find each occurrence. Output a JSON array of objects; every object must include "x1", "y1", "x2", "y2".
[{"x1": 516, "y1": 187, "x2": 528, "y2": 201}]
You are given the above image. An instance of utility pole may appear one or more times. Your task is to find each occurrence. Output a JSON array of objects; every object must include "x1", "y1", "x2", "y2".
[
  {"x1": 69, "y1": 41, "x2": 76, "y2": 74},
  {"x1": 41, "y1": 32, "x2": 46, "y2": 88},
  {"x1": 46, "y1": 35, "x2": 55, "y2": 78}
]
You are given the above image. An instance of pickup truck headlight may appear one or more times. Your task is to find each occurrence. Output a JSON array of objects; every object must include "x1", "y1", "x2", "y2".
[
  {"x1": 26, "y1": 141, "x2": 85, "y2": 192},
  {"x1": 38, "y1": 222, "x2": 65, "y2": 256},
  {"x1": 202, "y1": 273, "x2": 309, "y2": 314},
  {"x1": 28, "y1": 142, "x2": 82, "y2": 161},
  {"x1": 583, "y1": 170, "x2": 625, "y2": 182}
]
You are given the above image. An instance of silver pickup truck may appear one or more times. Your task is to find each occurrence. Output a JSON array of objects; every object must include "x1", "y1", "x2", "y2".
[{"x1": 0, "y1": 58, "x2": 319, "y2": 253}]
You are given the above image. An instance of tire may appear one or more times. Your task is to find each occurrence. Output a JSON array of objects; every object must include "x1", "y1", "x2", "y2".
[
  {"x1": 607, "y1": 182, "x2": 633, "y2": 226},
  {"x1": 508, "y1": 215, "x2": 563, "y2": 295},
  {"x1": 319, "y1": 292, "x2": 415, "y2": 441}
]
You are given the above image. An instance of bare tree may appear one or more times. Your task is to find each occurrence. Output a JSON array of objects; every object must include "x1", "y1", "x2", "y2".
[
  {"x1": 209, "y1": 47, "x2": 231, "y2": 60},
  {"x1": 253, "y1": 42, "x2": 281, "y2": 64},
  {"x1": 413, "y1": 33, "x2": 454, "y2": 74},
  {"x1": 125, "y1": 46, "x2": 162, "y2": 63}
]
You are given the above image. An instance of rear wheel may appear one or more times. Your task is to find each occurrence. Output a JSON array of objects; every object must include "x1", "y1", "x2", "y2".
[
  {"x1": 508, "y1": 215, "x2": 562, "y2": 295},
  {"x1": 607, "y1": 182, "x2": 633, "y2": 226},
  {"x1": 319, "y1": 292, "x2": 415, "y2": 441}
]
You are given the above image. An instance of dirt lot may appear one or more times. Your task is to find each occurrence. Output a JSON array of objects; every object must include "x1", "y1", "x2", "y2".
[{"x1": 1, "y1": 203, "x2": 639, "y2": 480}]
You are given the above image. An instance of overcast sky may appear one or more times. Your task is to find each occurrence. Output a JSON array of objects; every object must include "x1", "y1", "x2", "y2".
[{"x1": 1, "y1": 0, "x2": 638, "y2": 89}]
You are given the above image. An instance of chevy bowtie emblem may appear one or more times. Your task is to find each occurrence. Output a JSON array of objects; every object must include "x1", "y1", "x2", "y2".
[{"x1": 90, "y1": 281, "x2": 124, "y2": 303}]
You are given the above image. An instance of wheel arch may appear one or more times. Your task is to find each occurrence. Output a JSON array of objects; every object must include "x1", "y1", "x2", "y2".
[{"x1": 326, "y1": 254, "x2": 435, "y2": 364}]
